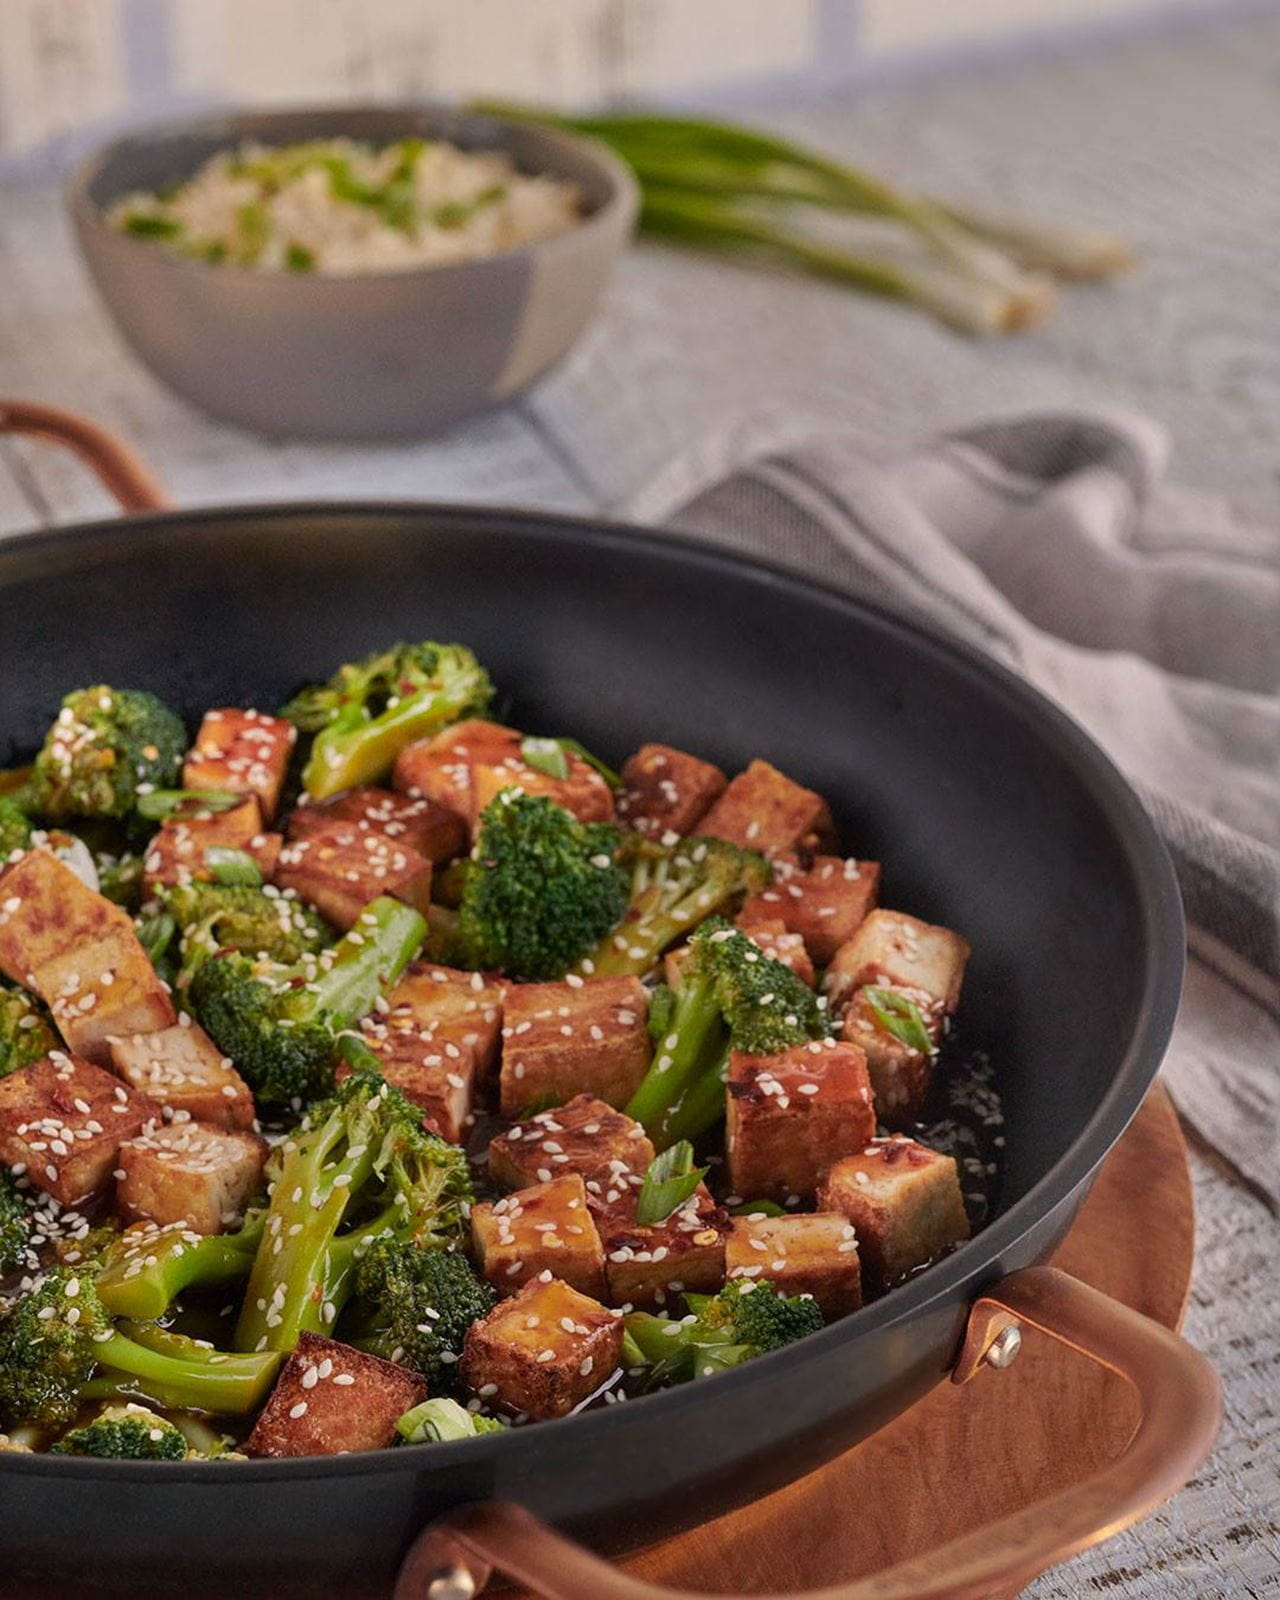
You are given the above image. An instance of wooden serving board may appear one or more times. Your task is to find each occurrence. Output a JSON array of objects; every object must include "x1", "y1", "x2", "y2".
[{"x1": 591, "y1": 1087, "x2": 1194, "y2": 1600}]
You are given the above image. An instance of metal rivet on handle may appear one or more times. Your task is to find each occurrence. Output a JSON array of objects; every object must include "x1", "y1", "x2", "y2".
[
  {"x1": 427, "y1": 1567, "x2": 477, "y2": 1600},
  {"x1": 985, "y1": 1323, "x2": 1023, "y2": 1369}
]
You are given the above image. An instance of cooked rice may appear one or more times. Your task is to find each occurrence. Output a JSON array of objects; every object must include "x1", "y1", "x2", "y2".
[{"x1": 107, "y1": 137, "x2": 581, "y2": 275}]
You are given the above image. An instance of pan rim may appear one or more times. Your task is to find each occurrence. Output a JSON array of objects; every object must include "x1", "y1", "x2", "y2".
[{"x1": 0, "y1": 499, "x2": 1185, "y2": 1480}]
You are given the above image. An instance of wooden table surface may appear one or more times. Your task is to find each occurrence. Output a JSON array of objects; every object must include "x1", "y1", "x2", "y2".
[{"x1": 0, "y1": 13, "x2": 1277, "y2": 1597}]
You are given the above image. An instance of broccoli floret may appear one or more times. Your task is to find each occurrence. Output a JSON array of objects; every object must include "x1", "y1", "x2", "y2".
[
  {"x1": 344, "y1": 1241, "x2": 495, "y2": 1385},
  {"x1": 0, "y1": 1268, "x2": 280, "y2": 1431},
  {"x1": 624, "y1": 1278, "x2": 823, "y2": 1388},
  {"x1": 581, "y1": 834, "x2": 770, "y2": 978},
  {"x1": 187, "y1": 893, "x2": 424, "y2": 1105},
  {"x1": 235, "y1": 1060, "x2": 473, "y2": 1354},
  {"x1": 0, "y1": 796, "x2": 33, "y2": 859},
  {"x1": 164, "y1": 880, "x2": 334, "y2": 991},
  {"x1": 26, "y1": 687, "x2": 186, "y2": 822},
  {"x1": 52, "y1": 1404, "x2": 187, "y2": 1460},
  {"x1": 0, "y1": 985, "x2": 57, "y2": 1079},
  {"x1": 626, "y1": 916, "x2": 829, "y2": 1148},
  {"x1": 96, "y1": 851, "x2": 145, "y2": 911},
  {"x1": 280, "y1": 641, "x2": 492, "y2": 800},
  {"x1": 454, "y1": 791, "x2": 628, "y2": 980},
  {"x1": 396, "y1": 1396, "x2": 505, "y2": 1444},
  {"x1": 0, "y1": 1169, "x2": 33, "y2": 1278},
  {"x1": 96, "y1": 1217, "x2": 264, "y2": 1320}
]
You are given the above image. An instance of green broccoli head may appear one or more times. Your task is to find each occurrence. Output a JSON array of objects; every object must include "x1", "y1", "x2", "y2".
[
  {"x1": 0, "y1": 1267, "x2": 112, "y2": 1431},
  {"x1": 583, "y1": 833, "x2": 770, "y2": 977},
  {"x1": 456, "y1": 790, "x2": 628, "y2": 980},
  {"x1": 0, "y1": 986, "x2": 58, "y2": 1079},
  {"x1": 691, "y1": 917, "x2": 828, "y2": 1055},
  {"x1": 0, "y1": 1169, "x2": 33, "y2": 1278},
  {"x1": 694, "y1": 1277, "x2": 824, "y2": 1355},
  {"x1": 52, "y1": 1404, "x2": 187, "y2": 1461},
  {"x1": 280, "y1": 641, "x2": 493, "y2": 799},
  {"x1": 349, "y1": 1241, "x2": 495, "y2": 1385},
  {"x1": 26, "y1": 687, "x2": 187, "y2": 821},
  {"x1": 0, "y1": 796, "x2": 33, "y2": 860},
  {"x1": 165, "y1": 880, "x2": 334, "y2": 990}
]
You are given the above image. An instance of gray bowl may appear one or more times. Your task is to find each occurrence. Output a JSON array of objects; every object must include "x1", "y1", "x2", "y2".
[{"x1": 69, "y1": 106, "x2": 638, "y2": 441}]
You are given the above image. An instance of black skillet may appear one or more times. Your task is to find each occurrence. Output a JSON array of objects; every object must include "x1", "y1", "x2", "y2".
[{"x1": 0, "y1": 403, "x2": 1217, "y2": 1600}]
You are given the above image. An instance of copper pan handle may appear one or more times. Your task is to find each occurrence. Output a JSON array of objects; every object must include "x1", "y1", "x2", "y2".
[
  {"x1": 395, "y1": 1266, "x2": 1220, "y2": 1600},
  {"x1": 0, "y1": 400, "x2": 172, "y2": 514}
]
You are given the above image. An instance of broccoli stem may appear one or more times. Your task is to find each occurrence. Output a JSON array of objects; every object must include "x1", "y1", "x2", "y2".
[
  {"x1": 88, "y1": 1324, "x2": 282, "y2": 1414},
  {"x1": 97, "y1": 1220, "x2": 263, "y2": 1320},
  {"x1": 309, "y1": 895, "x2": 426, "y2": 1027},
  {"x1": 303, "y1": 683, "x2": 478, "y2": 799},
  {"x1": 660, "y1": 1047, "x2": 730, "y2": 1147},
  {"x1": 625, "y1": 968, "x2": 725, "y2": 1148}
]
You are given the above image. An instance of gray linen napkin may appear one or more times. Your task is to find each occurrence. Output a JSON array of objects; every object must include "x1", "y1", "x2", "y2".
[{"x1": 622, "y1": 408, "x2": 1280, "y2": 1205}]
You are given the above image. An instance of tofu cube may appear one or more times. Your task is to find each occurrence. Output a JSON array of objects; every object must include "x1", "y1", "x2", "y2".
[
  {"x1": 0, "y1": 1051, "x2": 158, "y2": 1204},
  {"x1": 0, "y1": 849, "x2": 176, "y2": 1063},
  {"x1": 183, "y1": 708, "x2": 296, "y2": 822},
  {"x1": 274, "y1": 817, "x2": 432, "y2": 931},
  {"x1": 356, "y1": 1023, "x2": 475, "y2": 1146},
  {"x1": 394, "y1": 720, "x2": 614, "y2": 835},
  {"x1": 142, "y1": 797, "x2": 282, "y2": 896},
  {"x1": 459, "y1": 1276, "x2": 622, "y2": 1419},
  {"x1": 822, "y1": 909, "x2": 970, "y2": 1016},
  {"x1": 108, "y1": 1020, "x2": 255, "y2": 1131},
  {"x1": 736, "y1": 918, "x2": 816, "y2": 988},
  {"x1": 488, "y1": 1093, "x2": 654, "y2": 1195},
  {"x1": 472, "y1": 1174, "x2": 605, "y2": 1298},
  {"x1": 616, "y1": 744, "x2": 727, "y2": 838},
  {"x1": 597, "y1": 1184, "x2": 730, "y2": 1308},
  {"x1": 287, "y1": 786, "x2": 467, "y2": 863},
  {"x1": 741, "y1": 855, "x2": 881, "y2": 966},
  {"x1": 840, "y1": 991, "x2": 933, "y2": 1127},
  {"x1": 726, "y1": 1039, "x2": 875, "y2": 1204},
  {"x1": 726, "y1": 1212, "x2": 862, "y2": 1318},
  {"x1": 820, "y1": 1137, "x2": 970, "y2": 1289},
  {"x1": 245, "y1": 1332, "x2": 425, "y2": 1458},
  {"x1": 116, "y1": 1121, "x2": 267, "y2": 1234},
  {"x1": 500, "y1": 976, "x2": 650, "y2": 1118},
  {"x1": 694, "y1": 760, "x2": 836, "y2": 859}
]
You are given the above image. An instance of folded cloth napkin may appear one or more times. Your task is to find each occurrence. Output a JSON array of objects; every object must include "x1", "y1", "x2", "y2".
[{"x1": 622, "y1": 408, "x2": 1280, "y2": 1206}]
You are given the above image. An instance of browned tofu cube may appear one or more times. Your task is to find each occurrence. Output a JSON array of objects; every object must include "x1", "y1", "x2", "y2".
[
  {"x1": 142, "y1": 797, "x2": 282, "y2": 896},
  {"x1": 394, "y1": 720, "x2": 614, "y2": 835},
  {"x1": 726, "y1": 1211, "x2": 862, "y2": 1318},
  {"x1": 245, "y1": 1332, "x2": 425, "y2": 1458},
  {"x1": 694, "y1": 760, "x2": 836, "y2": 859},
  {"x1": 183, "y1": 708, "x2": 296, "y2": 822},
  {"x1": 616, "y1": 744, "x2": 727, "y2": 838},
  {"x1": 735, "y1": 918, "x2": 816, "y2": 988},
  {"x1": 822, "y1": 909, "x2": 970, "y2": 1016},
  {"x1": 275, "y1": 817, "x2": 432, "y2": 931},
  {"x1": 741, "y1": 855, "x2": 880, "y2": 966},
  {"x1": 0, "y1": 849, "x2": 177, "y2": 1062},
  {"x1": 488, "y1": 1094, "x2": 654, "y2": 1196},
  {"x1": 597, "y1": 1184, "x2": 730, "y2": 1308},
  {"x1": 472, "y1": 1174, "x2": 606, "y2": 1298},
  {"x1": 287, "y1": 786, "x2": 467, "y2": 863},
  {"x1": 116, "y1": 1120, "x2": 267, "y2": 1234},
  {"x1": 459, "y1": 1276, "x2": 622, "y2": 1419},
  {"x1": 0, "y1": 1051, "x2": 158, "y2": 1204},
  {"x1": 355, "y1": 1022, "x2": 475, "y2": 1145},
  {"x1": 108, "y1": 1019, "x2": 255, "y2": 1131},
  {"x1": 500, "y1": 977, "x2": 650, "y2": 1118},
  {"x1": 840, "y1": 991, "x2": 934, "y2": 1127},
  {"x1": 819, "y1": 1137, "x2": 970, "y2": 1289},
  {"x1": 726, "y1": 1039, "x2": 875, "y2": 1204},
  {"x1": 388, "y1": 964, "x2": 504, "y2": 1077}
]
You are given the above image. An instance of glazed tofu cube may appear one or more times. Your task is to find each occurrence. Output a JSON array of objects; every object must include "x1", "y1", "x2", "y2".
[
  {"x1": 183, "y1": 708, "x2": 296, "y2": 822},
  {"x1": 0, "y1": 1051, "x2": 158, "y2": 1204},
  {"x1": 394, "y1": 720, "x2": 614, "y2": 834},
  {"x1": 459, "y1": 1276, "x2": 622, "y2": 1419},
  {"x1": 142, "y1": 796, "x2": 282, "y2": 896},
  {"x1": 245, "y1": 1332, "x2": 425, "y2": 1458},
  {"x1": 387, "y1": 964, "x2": 504, "y2": 1078},
  {"x1": 616, "y1": 744, "x2": 727, "y2": 838},
  {"x1": 726, "y1": 1212, "x2": 862, "y2": 1318},
  {"x1": 726, "y1": 1039, "x2": 875, "y2": 1204},
  {"x1": 356, "y1": 1022, "x2": 476, "y2": 1145},
  {"x1": 500, "y1": 977, "x2": 650, "y2": 1118},
  {"x1": 116, "y1": 1120, "x2": 267, "y2": 1234},
  {"x1": 488, "y1": 1094, "x2": 654, "y2": 1195},
  {"x1": 820, "y1": 1137, "x2": 970, "y2": 1289},
  {"x1": 108, "y1": 1019, "x2": 255, "y2": 1131},
  {"x1": 736, "y1": 918, "x2": 816, "y2": 988},
  {"x1": 472, "y1": 1174, "x2": 606, "y2": 1298},
  {"x1": 694, "y1": 760, "x2": 836, "y2": 859},
  {"x1": 597, "y1": 1184, "x2": 729, "y2": 1308},
  {"x1": 840, "y1": 991, "x2": 934, "y2": 1127},
  {"x1": 274, "y1": 817, "x2": 432, "y2": 931},
  {"x1": 287, "y1": 786, "x2": 467, "y2": 863},
  {"x1": 822, "y1": 909, "x2": 969, "y2": 1016},
  {"x1": 741, "y1": 855, "x2": 881, "y2": 966}
]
